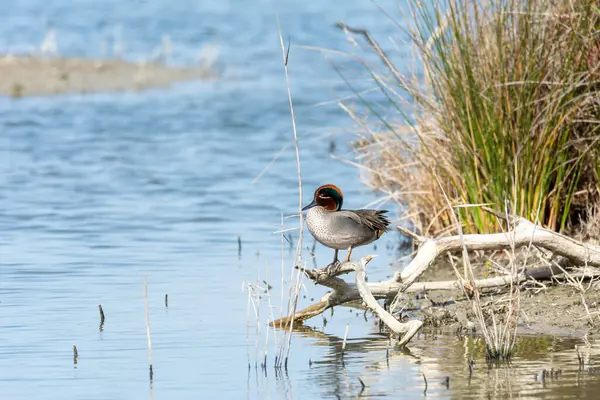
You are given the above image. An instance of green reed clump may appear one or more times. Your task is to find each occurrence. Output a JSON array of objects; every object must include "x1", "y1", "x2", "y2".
[{"x1": 348, "y1": 0, "x2": 600, "y2": 235}]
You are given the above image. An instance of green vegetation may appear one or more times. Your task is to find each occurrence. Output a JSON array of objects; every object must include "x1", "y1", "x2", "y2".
[{"x1": 349, "y1": 0, "x2": 600, "y2": 235}]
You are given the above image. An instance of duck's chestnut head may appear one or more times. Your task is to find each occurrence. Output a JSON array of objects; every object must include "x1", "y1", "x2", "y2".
[{"x1": 302, "y1": 184, "x2": 343, "y2": 212}]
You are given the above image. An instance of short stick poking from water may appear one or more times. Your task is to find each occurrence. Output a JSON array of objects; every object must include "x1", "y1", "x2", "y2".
[
  {"x1": 443, "y1": 376, "x2": 450, "y2": 389},
  {"x1": 357, "y1": 377, "x2": 366, "y2": 395},
  {"x1": 98, "y1": 304, "x2": 105, "y2": 331},
  {"x1": 576, "y1": 345, "x2": 585, "y2": 369},
  {"x1": 238, "y1": 235, "x2": 242, "y2": 259},
  {"x1": 165, "y1": 294, "x2": 168, "y2": 308},
  {"x1": 422, "y1": 373, "x2": 427, "y2": 395},
  {"x1": 143, "y1": 276, "x2": 154, "y2": 381},
  {"x1": 73, "y1": 344, "x2": 78, "y2": 366}
]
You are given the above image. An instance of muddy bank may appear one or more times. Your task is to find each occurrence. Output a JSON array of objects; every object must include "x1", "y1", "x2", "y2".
[
  {"x1": 0, "y1": 55, "x2": 218, "y2": 97},
  {"x1": 404, "y1": 281, "x2": 600, "y2": 338}
]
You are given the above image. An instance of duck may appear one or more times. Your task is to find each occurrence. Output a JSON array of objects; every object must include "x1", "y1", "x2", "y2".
[{"x1": 302, "y1": 184, "x2": 390, "y2": 266}]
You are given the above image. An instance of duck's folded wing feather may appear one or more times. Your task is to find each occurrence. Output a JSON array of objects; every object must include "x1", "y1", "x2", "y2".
[{"x1": 337, "y1": 209, "x2": 391, "y2": 232}]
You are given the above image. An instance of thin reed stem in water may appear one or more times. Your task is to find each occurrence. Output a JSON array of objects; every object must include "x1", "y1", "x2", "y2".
[
  {"x1": 342, "y1": 324, "x2": 350, "y2": 358},
  {"x1": 280, "y1": 213, "x2": 285, "y2": 324},
  {"x1": 264, "y1": 260, "x2": 279, "y2": 369},
  {"x1": 276, "y1": 12, "x2": 305, "y2": 369},
  {"x1": 245, "y1": 283, "x2": 252, "y2": 368},
  {"x1": 255, "y1": 257, "x2": 261, "y2": 366},
  {"x1": 434, "y1": 173, "x2": 519, "y2": 361},
  {"x1": 143, "y1": 276, "x2": 153, "y2": 381}
]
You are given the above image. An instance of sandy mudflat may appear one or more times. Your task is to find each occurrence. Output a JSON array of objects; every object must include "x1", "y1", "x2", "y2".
[{"x1": 0, "y1": 55, "x2": 217, "y2": 97}]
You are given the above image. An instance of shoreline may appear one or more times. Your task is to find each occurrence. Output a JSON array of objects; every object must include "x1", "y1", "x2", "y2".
[
  {"x1": 413, "y1": 284, "x2": 599, "y2": 339},
  {"x1": 0, "y1": 55, "x2": 218, "y2": 97}
]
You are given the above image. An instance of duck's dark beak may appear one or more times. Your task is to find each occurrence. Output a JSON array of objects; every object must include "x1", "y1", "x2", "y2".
[{"x1": 302, "y1": 200, "x2": 317, "y2": 211}]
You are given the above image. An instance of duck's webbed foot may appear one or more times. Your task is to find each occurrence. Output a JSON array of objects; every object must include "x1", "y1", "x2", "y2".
[
  {"x1": 325, "y1": 249, "x2": 340, "y2": 271},
  {"x1": 324, "y1": 260, "x2": 341, "y2": 277}
]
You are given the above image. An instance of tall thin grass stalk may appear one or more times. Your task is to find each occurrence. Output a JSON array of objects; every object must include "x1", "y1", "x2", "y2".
[
  {"x1": 280, "y1": 213, "x2": 285, "y2": 323},
  {"x1": 275, "y1": 13, "x2": 306, "y2": 369},
  {"x1": 255, "y1": 260, "x2": 261, "y2": 365},
  {"x1": 245, "y1": 283, "x2": 252, "y2": 367},
  {"x1": 264, "y1": 261, "x2": 280, "y2": 368},
  {"x1": 244, "y1": 282, "x2": 261, "y2": 366},
  {"x1": 143, "y1": 276, "x2": 154, "y2": 380}
]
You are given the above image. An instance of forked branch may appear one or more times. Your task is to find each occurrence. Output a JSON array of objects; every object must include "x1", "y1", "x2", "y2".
[{"x1": 354, "y1": 256, "x2": 423, "y2": 346}]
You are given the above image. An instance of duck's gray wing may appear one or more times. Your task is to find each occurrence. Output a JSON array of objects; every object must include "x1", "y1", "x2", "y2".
[{"x1": 337, "y1": 209, "x2": 391, "y2": 233}]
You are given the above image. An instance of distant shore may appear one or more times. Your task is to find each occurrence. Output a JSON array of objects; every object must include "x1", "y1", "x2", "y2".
[{"x1": 0, "y1": 55, "x2": 217, "y2": 97}]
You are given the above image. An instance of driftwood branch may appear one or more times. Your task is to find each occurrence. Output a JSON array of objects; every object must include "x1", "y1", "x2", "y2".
[
  {"x1": 392, "y1": 212, "x2": 600, "y2": 294},
  {"x1": 271, "y1": 210, "x2": 600, "y2": 342},
  {"x1": 354, "y1": 256, "x2": 423, "y2": 346}
]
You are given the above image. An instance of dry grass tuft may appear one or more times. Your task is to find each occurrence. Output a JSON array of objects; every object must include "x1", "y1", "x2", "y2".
[
  {"x1": 343, "y1": 0, "x2": 600, "y2": 236},
  {"x1": 578, "y1": 203, "x2": 600, "y2": 244}
]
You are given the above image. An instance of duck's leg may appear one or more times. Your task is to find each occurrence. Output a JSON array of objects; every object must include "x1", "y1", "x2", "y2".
[
  {"x1": 327, "y1": 249, "x2": 340, "y2": 269},
  {"x1": 345, "y1": 246, "x2": 353, "y2": 262}
]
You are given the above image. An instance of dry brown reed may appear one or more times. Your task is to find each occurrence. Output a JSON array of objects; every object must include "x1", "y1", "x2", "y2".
[{"x1": 339, "y1": 0, "x2": 600, "y2": 237}]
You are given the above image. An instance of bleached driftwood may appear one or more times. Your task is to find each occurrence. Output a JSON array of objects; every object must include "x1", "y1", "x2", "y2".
[
  {"x1": 354, "y1": 256, "x2": 423, "y2": 346},
  {"x1": 271, "y1": 209, "x2": 600, "y2": 344}
]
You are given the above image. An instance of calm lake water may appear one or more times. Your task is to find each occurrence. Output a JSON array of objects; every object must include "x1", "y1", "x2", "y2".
[{"x1": 2, "y1": 0, "x2": 600, "y2": 399}]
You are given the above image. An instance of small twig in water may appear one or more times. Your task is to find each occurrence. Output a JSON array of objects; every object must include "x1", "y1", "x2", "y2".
[
  {"x1": 357, "y1": 377, "x2": 366, "y2": 394},
  {"x1": 238, "y1": 235, "x2": 242, "y2": 259},
  {"x1": 422, "y1": 373, "x2": 428, "y2": 395},
  {"x1": 73, "y1": 344, "x2": 78, "y2": 366},
  {"x1": 165, "y1": 294, "x2": 168, "y2": 308},
  {"x1": 98, "y1": 304, "x2": 105, "y2": 331},
  {"x1": 576, "y1": 345, "x2": 585, "y2": 369}
]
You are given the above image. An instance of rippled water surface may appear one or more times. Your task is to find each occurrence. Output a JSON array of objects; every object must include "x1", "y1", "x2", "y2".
[{"x1": 2, "y1": 1, "x2": 600, "y2": 399}]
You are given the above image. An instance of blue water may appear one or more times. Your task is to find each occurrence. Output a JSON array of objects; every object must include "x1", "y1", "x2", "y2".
[{"x1": 2, "y1": 1, "x2": 600, "y2": 399}]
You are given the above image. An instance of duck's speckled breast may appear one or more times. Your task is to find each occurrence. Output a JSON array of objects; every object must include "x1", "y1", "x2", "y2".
[{"x1": 305, "y1": 206, "x2": 378, "y2": 250}]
